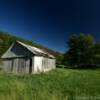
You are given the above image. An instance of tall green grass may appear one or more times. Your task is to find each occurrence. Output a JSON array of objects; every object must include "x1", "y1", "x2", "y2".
[{"x1": 0, "y1": 69, "x2": 100, "y2": 100}]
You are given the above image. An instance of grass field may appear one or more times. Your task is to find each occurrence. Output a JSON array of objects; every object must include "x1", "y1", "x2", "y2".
[{"x1": 0, "y1": 68, "x2": 100, "y2": 100}]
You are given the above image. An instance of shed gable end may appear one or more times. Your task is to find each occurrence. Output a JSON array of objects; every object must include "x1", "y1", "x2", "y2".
[{"x1": 2, "y1": 42, "x2": 33, "y2": 58}]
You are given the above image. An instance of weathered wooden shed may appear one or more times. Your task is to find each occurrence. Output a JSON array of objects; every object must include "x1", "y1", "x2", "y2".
[{"x1": 1, "y1": 41, "x2": 56, "y2": 74}]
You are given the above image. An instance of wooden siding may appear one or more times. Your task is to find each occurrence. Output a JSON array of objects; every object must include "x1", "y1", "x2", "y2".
[
  {"x1": 3, "y1": 57, "x2": 33, "y2": 74},
  {"x1": 33, "y1": 56, "x2": 56, "y2": 73},
  {"x1": 42, "y1": 57, "x2": 56, "y2": 72}
]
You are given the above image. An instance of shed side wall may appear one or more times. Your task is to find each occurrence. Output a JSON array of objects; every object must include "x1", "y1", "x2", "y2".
[
  {"x1": 42, "y1": 57, "x2": 56, "y2": 72},
  {"x1": 33, "y1": 56, "x2": 43, "y2": 73}
]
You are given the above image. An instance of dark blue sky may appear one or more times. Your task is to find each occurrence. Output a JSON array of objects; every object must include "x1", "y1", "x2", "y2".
[{"x1": 0, "y1": 0, "x2": 100, "y2": 52}]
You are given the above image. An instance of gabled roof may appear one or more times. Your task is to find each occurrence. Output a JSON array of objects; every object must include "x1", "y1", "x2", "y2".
[{"x1": 2, "y1": 41, "x2": 55, "y2": 59}]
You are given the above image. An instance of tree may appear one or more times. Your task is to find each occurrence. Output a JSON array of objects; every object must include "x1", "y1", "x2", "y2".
[
  {"x1": 92, "y1": 42, "x2": 100, "y2": 66},
  {"x1": 64, "y1": 33, "x2": 94, "y2": 67}
]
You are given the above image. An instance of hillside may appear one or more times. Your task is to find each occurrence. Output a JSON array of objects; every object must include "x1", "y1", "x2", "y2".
[{"x1": 0, "y1": 31, "x2": 61, "y2": 57}]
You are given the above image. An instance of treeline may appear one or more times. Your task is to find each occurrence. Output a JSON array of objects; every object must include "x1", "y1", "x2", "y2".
[
  {"x1": 63, "y1": 33, "x2": 100, "y2": 68},
  {"x1": 0, "y1": 31, "x2": 60, "y2": 57}
]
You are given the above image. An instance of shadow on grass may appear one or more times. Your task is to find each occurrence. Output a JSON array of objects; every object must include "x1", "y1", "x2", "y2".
[
  {"x1": 57, "y1": 64, "x2": 100, "y2": 70},
  {"x1": 64, "y1": 90, "x2": 75, "y2": 100}
]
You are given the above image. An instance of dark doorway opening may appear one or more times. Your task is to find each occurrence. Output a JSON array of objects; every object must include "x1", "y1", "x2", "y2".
[
  {"x1": 29, "y1": 58, "x2": 32, "y2": 74},
  {"x1": 11, "y1": 59, "x2": 14, "y2": 72}
]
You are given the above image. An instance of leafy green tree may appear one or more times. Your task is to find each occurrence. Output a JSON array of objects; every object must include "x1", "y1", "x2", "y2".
[
  {"x1": 92, "y1": 43, "x2": 100, "y2": 66},
  {"x1": 56, "y1": 54, "x2": 64, "y2": 65},
  {"x1": 64, "y1": 33, "x2": 94, "y2": 67}
]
